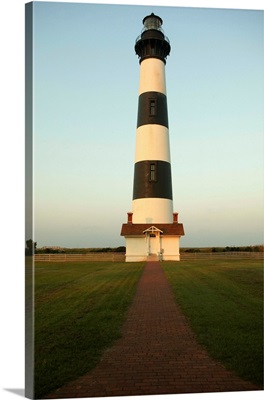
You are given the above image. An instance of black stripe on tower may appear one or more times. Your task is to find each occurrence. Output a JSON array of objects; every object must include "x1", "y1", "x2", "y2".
[
  {"x1": 133, "y1": 160, "x2": 173, "y2": 200},
  {"x1": 137, "y1": 91, "x2": 168, "y2": 128}
]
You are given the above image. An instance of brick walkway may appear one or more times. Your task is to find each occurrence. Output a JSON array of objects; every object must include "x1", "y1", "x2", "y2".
[{"x1": 47, "y1": 260, "x2": 260, "y2": 398}]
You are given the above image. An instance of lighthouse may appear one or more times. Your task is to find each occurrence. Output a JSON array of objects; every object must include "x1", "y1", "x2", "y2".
[{"x1": 121, "y1": 13, "x2": 184, "y2": 262}]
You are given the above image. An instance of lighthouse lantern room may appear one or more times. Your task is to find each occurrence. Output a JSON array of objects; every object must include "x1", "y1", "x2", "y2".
[{"x1": 121, "y1": 13, "x2": 184, "y2": 262}]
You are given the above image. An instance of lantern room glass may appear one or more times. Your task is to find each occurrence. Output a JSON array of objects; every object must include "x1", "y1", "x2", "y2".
[{"x1": 143, "y1": 14, "x2": 163, "y2": 32}]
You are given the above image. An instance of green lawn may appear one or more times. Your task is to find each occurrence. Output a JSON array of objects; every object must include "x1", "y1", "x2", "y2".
[
  {"x1": 33, "y1": 261, "x2": 144, "y2": 398},
  {"x1": 32, "y1": 258, "x2": 263, "y2": 397},
  {"x1": 163, "y1": 259, "x2": 263, "y2": 387}
]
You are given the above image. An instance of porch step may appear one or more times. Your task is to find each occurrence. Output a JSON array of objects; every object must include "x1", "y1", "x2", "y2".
[{"x1": 147, "y1": 254, "x2": 159, "y2": 261}]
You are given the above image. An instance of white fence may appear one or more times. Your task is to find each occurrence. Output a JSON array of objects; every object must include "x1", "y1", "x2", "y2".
[
  {"x1": 33, "y1": 252, "x2": 263, "y2": 262},
  {"x1": 34, "y1": 253, "x2": 125, "y2": 262}
]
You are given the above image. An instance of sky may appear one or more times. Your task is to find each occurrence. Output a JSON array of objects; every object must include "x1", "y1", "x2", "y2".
[{"x1": 25, "y1": 0, "x2": 263, "y2": 248}]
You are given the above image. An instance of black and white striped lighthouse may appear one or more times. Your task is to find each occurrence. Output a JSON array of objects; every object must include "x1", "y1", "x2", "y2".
[{"x1": 121, "y1": 13, "x2": 184, "y2": 261}]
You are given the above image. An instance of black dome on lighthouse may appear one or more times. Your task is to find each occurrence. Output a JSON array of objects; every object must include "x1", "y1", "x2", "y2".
[{"x1": 142, "y1": 13, "x2": 163, "y2": 29}]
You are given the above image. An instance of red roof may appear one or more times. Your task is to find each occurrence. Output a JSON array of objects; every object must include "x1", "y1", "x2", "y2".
[{"x1": 120, "y1": 223, "x2": 184, "y2": 236}]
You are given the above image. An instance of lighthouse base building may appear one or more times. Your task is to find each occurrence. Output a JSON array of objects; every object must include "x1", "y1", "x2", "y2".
[
  {"x1": 121, "y1": 213, "x2": 184, "y2": 262},
  {"x1": 121, "y1": 13, "x2": 184, "y2": 261}
]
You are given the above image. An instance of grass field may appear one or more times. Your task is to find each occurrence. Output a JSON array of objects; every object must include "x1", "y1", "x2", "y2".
[
  {"x1": 163, "y1": 259, "x2": 263, "y2": 387},
  {"x1": 33, "y1": 258, "x2": 263, "y2": 398},
  {"x1": 34, "y1": 261, "x2": 144, "y2": 398}
]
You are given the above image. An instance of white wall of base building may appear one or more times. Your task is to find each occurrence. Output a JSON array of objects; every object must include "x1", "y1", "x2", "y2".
[{"x1": 125, "y1": 235, "x2": 181, "y2": 262}]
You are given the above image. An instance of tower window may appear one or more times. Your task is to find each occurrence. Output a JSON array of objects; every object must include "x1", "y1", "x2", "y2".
[
  {"x1": 149, "y1": 99, "x2": 156, "y2": 116},
  {"x1": 150, "y1": 163, "x2": 157, "y2": 181}
]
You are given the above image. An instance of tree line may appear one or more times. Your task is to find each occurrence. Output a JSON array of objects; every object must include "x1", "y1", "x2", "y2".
[
  {"x1": 26, "y1": 239, "x2": 263, "y2": 255},
  {"x1": 25, "y1": 240, "x2": 126, "y2": 255},
  {"x1": 183, "y1": 245, "x2": 263, "y2": 253}
]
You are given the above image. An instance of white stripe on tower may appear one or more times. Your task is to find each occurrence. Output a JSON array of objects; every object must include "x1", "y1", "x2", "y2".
[
  {"x1": 139, "y1": 58, "x2": 167, "y2": 94},
  {"x1": 132, "y1": 13, "x2": 173, "y2": 224},
  {"x1": 135, "y1": 125, "x2": 170, "y2": 163}
]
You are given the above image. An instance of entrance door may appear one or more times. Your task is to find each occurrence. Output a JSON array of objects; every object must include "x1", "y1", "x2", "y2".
[
  {"x1": 149, "y1": 234, "x2": 158, "y2": 255},
  {"x1": 143, "y1": 226, "x2": 163, "y2": 257}
]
